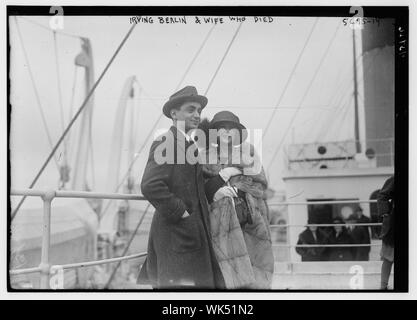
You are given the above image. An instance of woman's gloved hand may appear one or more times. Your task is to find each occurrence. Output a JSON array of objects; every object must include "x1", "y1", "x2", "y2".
[
  {"x1": 219, "y1": 167, "x2": 242, "y2": 182},
  {"x1": 213, "y1": 186, "x2": 238, "y2": 202}
]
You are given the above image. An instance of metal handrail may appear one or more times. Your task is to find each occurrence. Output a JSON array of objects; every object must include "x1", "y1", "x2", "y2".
[
  {"x1": 10, "y1": 188, "x2": 148, "y2": 288},
  {"x1": 273, "y1": 244, "x2": 381, "y2": 248},
  {"x1": 270, "y1": 223, "x2": 382, "y2": 228},
  {"x1": 9, "y1": 252, "x2": 148, "y2": 276},
  {"x1": 59, "y1": 252, "x2": 148, "y2": 270},
  {"x1": 9, "y1": 266, "x2": 42, "y2": 276},
  {"x1": 11, "y1": 189, "x2": 146, "y2": 201},
  {"x1": 9, "y1": 188, "x2": 384, "y2": 289},
  {"x1": 268, "y1": 199, "x2": 376, "y2": 206}
]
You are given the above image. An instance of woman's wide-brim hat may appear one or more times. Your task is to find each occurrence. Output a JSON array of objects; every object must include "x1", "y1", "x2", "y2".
[
  {"x1": 163, "y1": 86, "x2": 208, "y2": 118},
  {"x1": 209, "y1": 110, "x2": 248, "y2": 145}
]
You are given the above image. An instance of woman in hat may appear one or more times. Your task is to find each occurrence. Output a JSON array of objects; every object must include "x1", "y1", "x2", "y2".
[{"x1": 197, "y1": 111, "x2": 274, "y2": 289}]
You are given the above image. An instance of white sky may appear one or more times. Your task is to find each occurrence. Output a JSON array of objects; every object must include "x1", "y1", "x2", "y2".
[{"x1": 9, "y1": 15, "x2": 364, "y2": 206}]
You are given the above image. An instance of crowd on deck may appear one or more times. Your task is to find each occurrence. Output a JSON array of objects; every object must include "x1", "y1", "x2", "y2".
[{"x1": 296, "y1": 207, "x2": 372, "y2": 262}]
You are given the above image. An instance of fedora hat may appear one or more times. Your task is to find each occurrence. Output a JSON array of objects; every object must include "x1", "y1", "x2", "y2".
[
  {"x1": 163, "y1": 86, "x2": 208, "y2": 118},
  {"x1": 333, "y1": 217, "x2": 345, "y2": 224},
  {"x1": 210, "y1": 111, "x2": 247, "y2": 144}
]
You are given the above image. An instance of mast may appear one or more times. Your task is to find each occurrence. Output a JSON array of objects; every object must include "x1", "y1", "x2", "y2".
[
  {"x1": 71, "y1": 38, "x2": 95, "y2": 190},
  {"x1": 104, "y1": 76, "x2": 137, "y2": 197},
  {"x1": 99, "y1": 76, "x2": 136, "y2": 234},
  {"x1": 352, "y1": 28, "x2": 361, "y2": 153},
  {"x1": 127, "y1": 84, "x2": 140, "y2": 193}
]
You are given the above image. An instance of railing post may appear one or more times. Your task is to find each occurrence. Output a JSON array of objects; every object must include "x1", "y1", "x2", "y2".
[{"x1": 39, "y1": 189, "x2": 55, "y2": 289}]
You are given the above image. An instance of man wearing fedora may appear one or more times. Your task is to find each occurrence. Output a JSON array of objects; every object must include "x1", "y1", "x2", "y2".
[{"x1": 137, "y1": 86, "x2": 229, "y2": 289}]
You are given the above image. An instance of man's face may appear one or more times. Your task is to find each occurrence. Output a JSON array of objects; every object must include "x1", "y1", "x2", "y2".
[{"x1": 171, "y1": 101, "x2": 202, "y2": 132}]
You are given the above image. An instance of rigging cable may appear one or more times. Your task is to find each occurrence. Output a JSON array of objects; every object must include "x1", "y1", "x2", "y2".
[
  {"x1": 52, "y1": 32, "x2": 67, "y2": 143},
  {"x1": 335, "y1": 94, "x2": 355, "y2": 141},
  {"x1": 11, "y1": 23, "x2": 138, "y2": 220},
  {"x1": 262, "y1": 17, "x2": 319, "y2": 139},
  {"x1": 266, "y1": 20, "x2": 342, "y2": 172},
  {"x1": 180, "y1": 24, "x2": 217, "y2": 93},
  {"x1": 315, "y1": 87, "x2": 356, "y2": 145},
  {"x1": 314, "y1": 80, "x2": 356, "y2": 142},
  {"x1": 316, "y1": 49, "x2": 380, "y2": 142},
  {"x1": 328, "y1": 83, "x2": 364, "y2": 143},
  {"x1": 88, "y1": 127, "x2": 96, "y2": 190},
  {"x1": 314, "y1": 53, "x2": 365, "y2": 142},
  {"x1": 300, "y1": 57, "x2": 358, "y2": 143},
  {"x1": 317, "y1": 88, "x2": 355, "y2": 142},
  {"x1": 204, "y1": 21, "x2": 243, "y2": 95},
  {"x1": 13, "y1": 17, "x2": 60, "y2": 171},
  {"x1": 104, "y1": 202, "x2": 151, "y2": 289},
  {"x1": 66, "y1": 65, "x2": 79, "y2": 167},
  {"x1": 206, "y1": 105, "x2": 334, "y2": 110},
  {"x1": 314, "y1": 81, "x2": 355, "y2": 142},
  {"x1": 19, "y1": 16, "x2": 82, "y2": 39}
]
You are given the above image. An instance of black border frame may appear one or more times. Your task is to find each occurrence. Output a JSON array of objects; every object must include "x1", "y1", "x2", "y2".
[{"x1": 6, "y1": 5, "x2": 409, "y2": 293}]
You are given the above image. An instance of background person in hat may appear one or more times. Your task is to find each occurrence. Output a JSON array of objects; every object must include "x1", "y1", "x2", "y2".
[
  {"x1": 199, "y1": 111, "x2": 274, "y2": 289},
  {"x1": 137, "y1": 86, "x2": 224, "y2": 289},
  {"x1": 348, "y1": 207, "x2": 371, "y2": 261},
  {"x1": 346, "y1": 216, "x2": 369, "y2": 261},
  {"x1": 327, "y1": 218, "x2": 355, "y2": 261},
  {"x1": 350, "y1": 206, "x2": 372, "y2": 226},
  {"x1": 296, "y1": 217, "x2": 330, "y2": 261}
]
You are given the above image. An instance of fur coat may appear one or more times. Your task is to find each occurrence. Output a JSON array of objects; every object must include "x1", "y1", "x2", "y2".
[{"x1": 200, "y1": 143, "x2": 274, "y2": 289}]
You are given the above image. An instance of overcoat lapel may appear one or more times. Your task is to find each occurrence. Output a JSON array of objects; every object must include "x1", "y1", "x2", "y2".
[{"x1": 170, "y1": 126, "x2": 211, "y2": 232}]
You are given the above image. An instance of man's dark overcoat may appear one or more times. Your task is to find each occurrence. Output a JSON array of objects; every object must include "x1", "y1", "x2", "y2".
[
  {"x1": 137, "y1": 126, "x2": 224, "y2": 288},
  {"x1": 296, "y1": 228, "x2": 330, "y2": 261}
]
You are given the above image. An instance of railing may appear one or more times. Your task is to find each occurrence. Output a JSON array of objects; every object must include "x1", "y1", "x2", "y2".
[
  {"x1": 268, "y1": 200, "x2": 381, "y2": 263},
  {"x1": 10, "y1": 189, "x2": 148, "y2": 289},
  {"x1": 10, "y1": 189, "x2": 382, "y2": 289}
]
